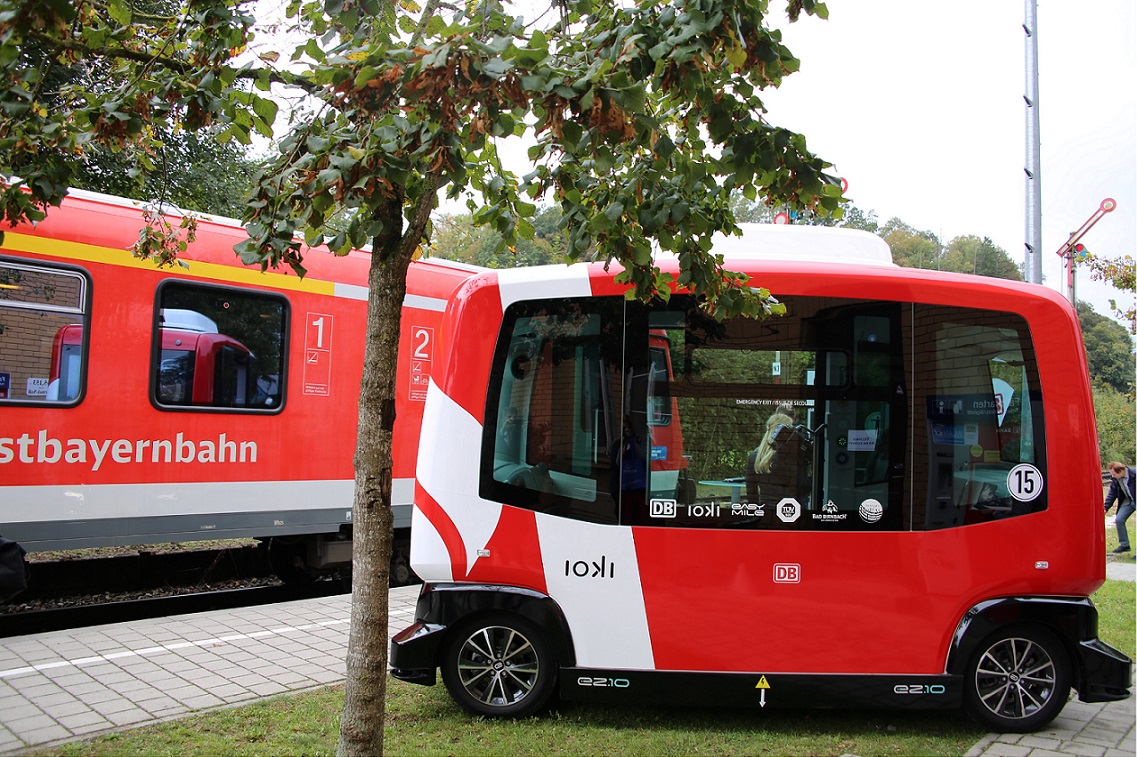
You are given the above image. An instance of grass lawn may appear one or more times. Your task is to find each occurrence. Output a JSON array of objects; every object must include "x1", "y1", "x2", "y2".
[{"x1": 45, "y1": 679, "x2": 986, "y2": 757}]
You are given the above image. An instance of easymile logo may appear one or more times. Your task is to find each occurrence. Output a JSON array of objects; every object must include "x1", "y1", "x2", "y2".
[
  {"x1": 577, "y1": 676, "x2": 630, "y2": 688},
  {"x1": 893, "y1": 684, "x2": 946, "y2": 695}
]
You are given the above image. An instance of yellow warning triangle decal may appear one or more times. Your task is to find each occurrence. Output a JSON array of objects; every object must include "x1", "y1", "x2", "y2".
[{"x1": 755, "y1": 675, "x2": 771, "y2": 689}]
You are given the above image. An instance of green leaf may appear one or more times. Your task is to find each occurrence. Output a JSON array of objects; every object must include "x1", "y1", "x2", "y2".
[
  {"x1": 425, "y1": 14, "x2": 447, "y2": 37},
  {"x1": 561, "y1": 121, "x2": 583, "y2": 147},
  {"x1": 251, "y1": 96, "x2": 278, "y2": 126},
  {"x1": 107, "y1": 0, "x2": 132, "y2": 26}
]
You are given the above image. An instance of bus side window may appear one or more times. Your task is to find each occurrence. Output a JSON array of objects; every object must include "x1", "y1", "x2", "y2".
[
  {"x1": 480, "y1": 298, "x2": 625, "y2": 525},
  {"x1": 913, "y1": 307, "x2": 1046, "y2": 530},
  {"x1": 0, "y1": 259, "x2": 89, "y2": 405},
  {"x1": 152, "y1": 282, "x2": 288, "y2": 412},
  {"x1": 643, "y1": 297, "x2": 907, "y2": 532}
]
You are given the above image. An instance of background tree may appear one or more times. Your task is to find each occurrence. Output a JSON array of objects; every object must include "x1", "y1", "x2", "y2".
[
  {"x1": 1078, "y1": 301, "x2": 1135, "y2": 393},
  {"x1": 1, "y1": 0, "x2": 840, "y2": 754},
  {"x1": 428, "y1": 205, "x2": 567, "y2": 267},
  {"x1": 69, "y1": 130, "x2": 259, "y2": 217},
  {"x1": 1083, "y1": 252, "x2": 1136, "y2": 334},
  {"x1": 938, "y1": 234, "x2": 1023, "y2": 280},
  {"x1": 879, "y1": 217, "x2": 942, "y2": 270},
  {"x1": 0, "y1": 1, "x2": 258, "y2": 217},
  {"x1": 1093, "y1": 380, "x2": 1136, "y2": 466}
]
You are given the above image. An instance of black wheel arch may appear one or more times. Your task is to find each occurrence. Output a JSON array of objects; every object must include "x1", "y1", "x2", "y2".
[
  {"x1": 399, "y1": 583, "x2": 576, "y2": 671},
  {"x1": 947, "y1": 596, "x2": 1096, "y2": 690}
]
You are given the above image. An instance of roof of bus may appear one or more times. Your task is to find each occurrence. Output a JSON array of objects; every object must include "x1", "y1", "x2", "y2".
[
  {"x1": 712, "y1": 223, "x2": 895, "y2": 267},
  {"x1": 464, "y1": 225, "x2": 1072, "y2": 319}
]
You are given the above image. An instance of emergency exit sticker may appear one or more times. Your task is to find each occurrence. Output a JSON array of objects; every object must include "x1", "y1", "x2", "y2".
[{"x1": 408, "y1": 326, "x2": 434, "y2": 401}]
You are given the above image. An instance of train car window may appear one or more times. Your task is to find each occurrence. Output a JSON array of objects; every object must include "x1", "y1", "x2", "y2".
[
  {"x1": 0, "y1": 258, "x2": 90, "y2": 405},
  {"x1": 152, "y1": 282, "x2": 288, "y2": 412},
  {"x1": 911, "y1": 305, "x2": 1047, "y2": 530}
]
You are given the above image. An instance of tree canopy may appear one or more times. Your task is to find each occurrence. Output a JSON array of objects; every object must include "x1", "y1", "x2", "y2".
[{"x1": 2, "y1": 1, "x2": 842, "y2": 754}]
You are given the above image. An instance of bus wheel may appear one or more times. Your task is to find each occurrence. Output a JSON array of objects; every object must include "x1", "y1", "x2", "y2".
[
  {"x1": 441, "y1": 613, "x2": 556, "y2": 718},
  {"x1": 964, "y1": 625, "x2": 1070, "y2": 733}
]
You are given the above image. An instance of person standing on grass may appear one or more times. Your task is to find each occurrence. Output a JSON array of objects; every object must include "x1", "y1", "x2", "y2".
[{"x1": 1104, "y1": 461, "x2": 1135, "y2": 554}]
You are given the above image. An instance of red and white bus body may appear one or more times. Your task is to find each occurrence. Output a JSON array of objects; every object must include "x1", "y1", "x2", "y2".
[
  {"x1": 392, "y1": 225, "x2": 1131, "y2": 730},
  {"x1": 0, "y1": 188, "x2": 478, "y2": 579}
]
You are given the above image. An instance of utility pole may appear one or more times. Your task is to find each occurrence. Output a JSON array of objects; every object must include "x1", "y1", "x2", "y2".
[{"x1": 1024, "y1": 0, "x2": 1043, "y2": 284}]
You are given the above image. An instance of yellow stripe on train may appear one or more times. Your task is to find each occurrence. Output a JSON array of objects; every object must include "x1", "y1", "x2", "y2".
[{"x1": 1, "y1": 231, "x2": 337, "y2": 296}]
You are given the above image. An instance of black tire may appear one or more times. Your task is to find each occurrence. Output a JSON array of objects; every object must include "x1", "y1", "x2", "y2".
[
  {"x1": 440, "y1": 613, "x2": 557, "y2": 718},
  {"x1": 963, "y1": 625, "x2": 1071, "y2": 733}
]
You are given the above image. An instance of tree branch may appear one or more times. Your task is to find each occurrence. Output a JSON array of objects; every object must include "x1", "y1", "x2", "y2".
[
  {"x1": 23, "y1": 29, "x2": 320, "y2": 95},
  {"x1": 401, "y1": 172, "x2": 447, "y2": 260}
]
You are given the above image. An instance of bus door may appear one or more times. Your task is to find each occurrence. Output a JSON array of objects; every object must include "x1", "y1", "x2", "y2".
[
  {"x1": 633, "y1": 296, "x2": 913, "y2": 675},
  {"x1": 804, "y1": 304, "x2": 906, "y2": 526}
]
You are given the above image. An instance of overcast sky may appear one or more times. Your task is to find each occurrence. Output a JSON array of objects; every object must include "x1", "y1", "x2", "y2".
[
  {"x1": 258, "y1": 0, "x2": 1135, "y2": 325},
  {"x1": 761, "y1": 0, "x2": 1135, "y2": 324}
]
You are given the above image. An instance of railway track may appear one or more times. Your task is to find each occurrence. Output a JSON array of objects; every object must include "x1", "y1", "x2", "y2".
[
  {"x1": 0, "y1": 582, "x2": 349, "y2": 637},
  {"x1": 0, "y1": 545, "x2": 365, "y2": 637}
]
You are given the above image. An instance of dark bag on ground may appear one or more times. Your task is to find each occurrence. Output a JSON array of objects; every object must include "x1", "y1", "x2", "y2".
[{"x1": 0, "y1": 536, "x2": 29, "y2": 603}]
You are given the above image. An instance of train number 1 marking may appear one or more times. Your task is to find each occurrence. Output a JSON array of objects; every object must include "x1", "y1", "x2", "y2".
[{"x1": 304, "y1": 313, "x2": 334, "y2": 396}]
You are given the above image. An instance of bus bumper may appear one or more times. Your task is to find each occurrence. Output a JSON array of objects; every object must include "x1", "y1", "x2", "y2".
[
  {"x1": 1076, "y1": 638, "x2": 1132, "y2": 703},
  {"x1": 389, "y1": 621, "x2": 445, "y2": 686}
]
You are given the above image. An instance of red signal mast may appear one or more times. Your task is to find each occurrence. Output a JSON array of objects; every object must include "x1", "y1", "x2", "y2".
[{"x1": 1055, "y1": 198, "x2": 1116, "y2": 302}]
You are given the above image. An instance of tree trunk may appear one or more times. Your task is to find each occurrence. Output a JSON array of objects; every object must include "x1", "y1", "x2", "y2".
[{"x1": 336, "y1": 213, "x2": 412, "y2": 757}]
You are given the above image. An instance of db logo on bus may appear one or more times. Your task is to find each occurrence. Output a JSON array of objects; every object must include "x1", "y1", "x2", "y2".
[{"x1": 773, "y1": 563, "x2": 800, "y2": 583}]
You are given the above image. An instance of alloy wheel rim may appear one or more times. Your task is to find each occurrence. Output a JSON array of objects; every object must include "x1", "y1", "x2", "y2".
[
  {"x1": 974, "y1": 637, "x2": 1057, "y2": 720},
  {"x1": 456, "y1": 625, "x2": 541, "y2": 707}
]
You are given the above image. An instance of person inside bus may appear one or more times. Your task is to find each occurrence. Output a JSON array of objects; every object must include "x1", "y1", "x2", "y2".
[
  {"x1": 1104, "y1": 461, "x2": 1135, "y2": 554},
  {"x1": 610, "y1": 415, "x2": 648, "y2": 523},
  {"x1": 746, "y1": 404, "x2": 811, "y2": 507}
]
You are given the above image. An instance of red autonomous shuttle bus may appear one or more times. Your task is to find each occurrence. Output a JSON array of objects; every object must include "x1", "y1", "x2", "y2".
[
  {"x1": 391, "y1": 224, "x2": 1132, "y2": 732},
  {"x1": 0, "y1": 188, "x2": 479, "y2": 582}
]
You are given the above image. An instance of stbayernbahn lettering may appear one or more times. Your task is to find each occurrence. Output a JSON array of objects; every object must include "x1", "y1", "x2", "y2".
[{"x1": 0, "y1": 431, "x2": 258, "y2": 469}]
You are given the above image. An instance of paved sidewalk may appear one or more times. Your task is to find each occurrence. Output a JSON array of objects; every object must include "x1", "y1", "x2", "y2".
[
  {"x1": 966, "y1": 697, "x2": 1135, "y2": 757},
  {"x1": 0, "y1": 586, "x2": 418, "y2": 755}
]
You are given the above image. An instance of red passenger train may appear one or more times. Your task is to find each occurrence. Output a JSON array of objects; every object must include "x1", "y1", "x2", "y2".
[
  {"x1": 0, "y1": 188, "x2": 479, "y2": 582},
  {"x1": 391, "y1": 224, "x2": 1132, "y2": 732}
]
